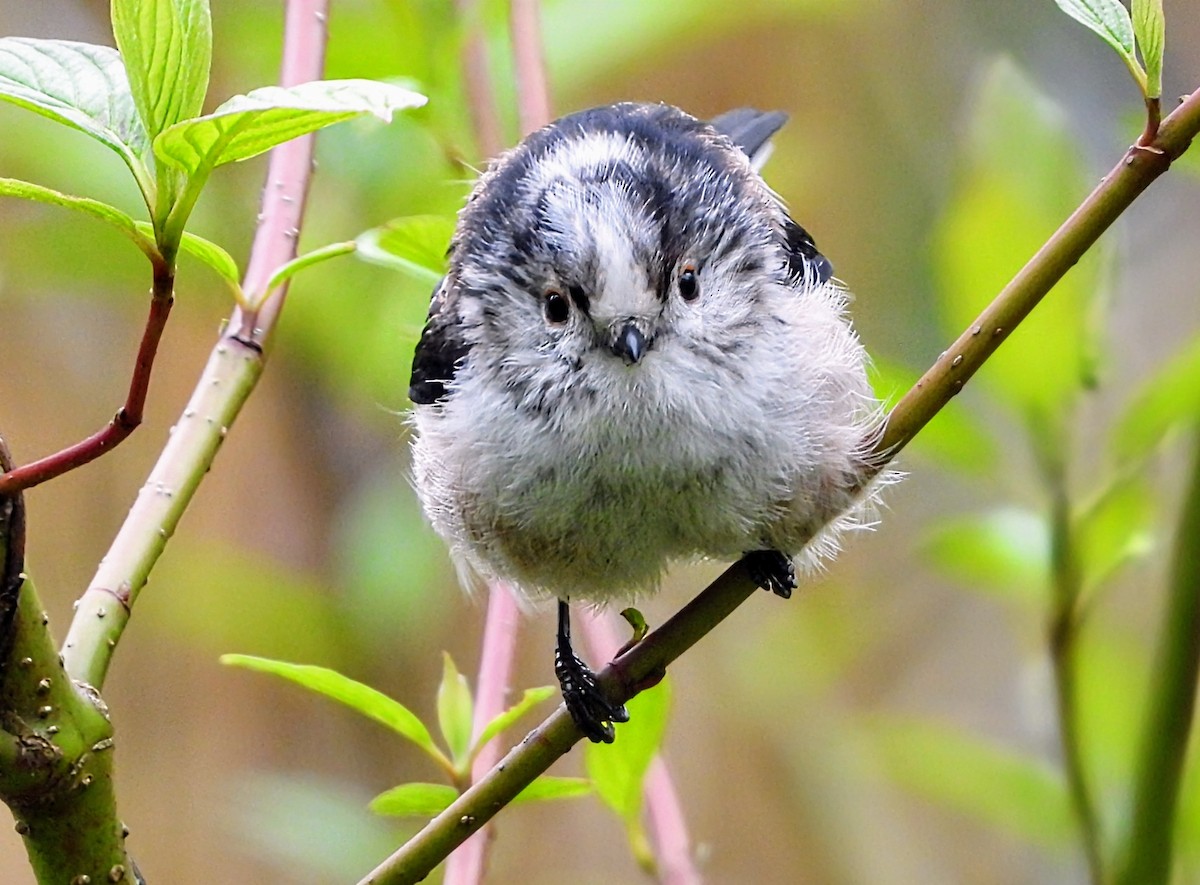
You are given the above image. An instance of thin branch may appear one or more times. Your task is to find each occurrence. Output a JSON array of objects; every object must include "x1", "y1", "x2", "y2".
[
  {"x1": 1043, "y1": 447, "x2": 1104, "y2": 882},
  {"x1": 358, "y1": 86, "x2": 1200, "y2": 885},
  {"x1": 875, "y1": 88, "x2": 1200, "y2": 462},
  {"x1": 444, "y1": 583, "x2": 521, "y2": 885},
  {"x1": 580, "y1": 612, "x2": 700, "y2": 884},
  {"x1": 0, "y1": 260, "x2": 174, "y2": 495},
  {"x1": 444, "y1": 4, "x2": 546, "y2": 880},
  {"x1": 60, "y1": 0, "x2": 331, "y2": 690}
]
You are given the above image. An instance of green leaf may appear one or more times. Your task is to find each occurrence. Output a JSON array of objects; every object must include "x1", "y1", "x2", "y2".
[
  {"x1": 1076, "y1": 476, "x2": 1156, "y2": 593},
  {"x1": 369, "y1": 782, "x2": 458, "y2": 818},
  {"x1": 154, "y1": 79, "x2": 427, "y2": 176},
  {"x1": 619, "y1": 608, "x2": 649, "y2": 644},
  {"x1": 0, "y1": 38, "x2": 151, "y2": 186},
  {"x1": 221, "y1": 655, "x2": 450, "y2": 769},
  {"x1": 1113, "y1": 334, "x2": 1200, "y2": 464},
  {"x1": 252, "y1": 241, "x2": 357, "y2": 307},
  {"x1": 111, "y1": 0, "x2": 212, "y2": 138},
  {"x1": 1131, "y1": 0, "x2": 1165, "y2": 99},
  {"x1": 867, "y1": 717, "x2": 1075, "y2": 849},
  {"x1": 132, "y1": 220, "x2": 241, "y2": 287},
  {"x1": 470, "y1": 686, "x2": 556, "y2": 763},
  {"x1": 437, "y1": 652, "x2": 474, "y2": 768},
  {"x1": 0, "y1": 176, "x2": 156, "y2": 259},
  {"x1": 511, "y1": 775, "x2": 592, "y2": 806},
  {"x1": 1051, "y1": 0, "x2": 1145, "y2": 92},
  {"x1": 922, "y1": 508, "x2": 1050, "y2": 604},
  {"x1": 585, "y1": 678, "x2": 670, "y2": 823},
  {"x1": 355, "y1": 215, "x2": 454, "y2": 284},
  {"x1": 935, "y1": 60, "x2": 1097, "y2": 429}
]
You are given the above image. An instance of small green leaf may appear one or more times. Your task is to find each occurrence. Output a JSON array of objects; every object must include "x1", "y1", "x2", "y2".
[
  {"x1": 355, "y1": 215, "x2": 454, "y2": 284},
  {"x1": 619, "y1": 608, "x2": 649, "y2": 644},
  {"x1": 1051, "y1": 0, "x2": 1146, "y2": 92},
  {"x1": 470, "y1": 686, "x2": 556, "y2": 763},
  {"x1": 922, "y1": 508, "x2": 1050, "y2": 604},
  {"x1": 585, "y1": 678, "x2": 670, "y2": 823},
  {"x1": 221, "y1": 655, "x2": 450, "y2": 769},
  {"x1": 0, "y1": 38, "x2": 151, "y2": 188},
  {"x1": 867, "y1": 717, "x2": 1075, "y2": 849},
  {"x1": 1075, "y1": 476, "x2": 1156, "y2": 593},
  {"x1": 369, "y1": 782, "x2": 458, "y2": 818},
  {"x1": 1113, "y1": 334, "x2": 1200, "y2": 464},
  {"x1": 132, "y1": 220, "x2": 241, "y2": 288},
  {"x1": 437, "y1": 652, "x2": 474, "y2": 768},
  {"x1": 252, "y1": 241, "x2": 357, "y2": 307},
  {"x1": 154, "y1": 79, "x2": 427, "y2": 176},
  {"x1": 0, "y1": 177, "x2": 156, "y2": 259},
  {"x1": 511, "y1": 775, "x2": 592, "y2": 806},
  {"x1": 111, "y1": 0, "x2": 212, "y2": 138},
  {"x1": 1131, "y1": 0, "x2": 1165, "y2": 99}
]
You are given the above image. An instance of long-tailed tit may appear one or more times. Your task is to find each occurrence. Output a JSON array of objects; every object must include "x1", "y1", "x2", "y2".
[{"x1": 409, "y1": 103, "x2": 884, "y2": 742}]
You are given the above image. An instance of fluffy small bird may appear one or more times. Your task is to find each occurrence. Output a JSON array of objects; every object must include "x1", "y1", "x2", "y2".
[{"x1": 409, "y1": 102, "x2": 883, "y2": 742}]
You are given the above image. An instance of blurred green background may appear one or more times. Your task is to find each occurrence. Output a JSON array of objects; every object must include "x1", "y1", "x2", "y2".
[{"x1": 1, "y1": 1, "x2": 1199, "y2": 882}]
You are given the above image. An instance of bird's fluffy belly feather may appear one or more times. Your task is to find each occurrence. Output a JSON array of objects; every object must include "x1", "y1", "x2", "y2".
[{"x1": 411, "y1": 281, "x2": 876, "y2": 603}]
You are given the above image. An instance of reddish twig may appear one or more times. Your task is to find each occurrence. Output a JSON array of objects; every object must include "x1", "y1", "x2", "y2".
[
  {"x1": 445, "y1": 583, "x2": 521, "y2": 885},
  {"x1": 61, "y1": 0, "x2": 329, "y2": 689},
  {"x1": 0, "y1": 259, "x2": 175, "y2": 495}
]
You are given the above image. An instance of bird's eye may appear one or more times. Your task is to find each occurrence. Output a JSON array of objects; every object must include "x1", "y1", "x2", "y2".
[
  {"x1": 678, "y1": 265, "x2": 699, "y2": 302},
  {"x1": 544, "y1": 290, "x2": 570, "y2": 324}
]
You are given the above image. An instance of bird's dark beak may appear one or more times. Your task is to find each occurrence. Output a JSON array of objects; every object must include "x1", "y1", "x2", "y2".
[{"x1": 612, "y1": 323, "x2": 648, "y2": 365}]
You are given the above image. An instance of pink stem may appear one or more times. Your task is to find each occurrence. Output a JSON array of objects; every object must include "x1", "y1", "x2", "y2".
[
  {"x1": 444, "y1": 583, "x2": 521, "y2": 885},
  {"x1": 230, "y1": 0, "x2": 329, "y2": 345},
  {"x1": 444, "y1": 4, "x2": 552, "y2": 883},
  {"x1": 579, "y1": 611, "x2": 701, "y2": 884}
]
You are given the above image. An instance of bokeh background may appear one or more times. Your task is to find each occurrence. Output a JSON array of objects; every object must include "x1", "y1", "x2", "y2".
[{"x1": 1, "y1": 1, "x2": 1199, "y2": 882}]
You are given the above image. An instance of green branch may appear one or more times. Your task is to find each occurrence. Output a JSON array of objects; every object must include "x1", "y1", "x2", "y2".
[
  {"x1": 1116, "y1": 426, "x2": 1200, "y2": 885},
  {"x1": 357, "y1": 86, "x2": 1200, "y2": 885}
]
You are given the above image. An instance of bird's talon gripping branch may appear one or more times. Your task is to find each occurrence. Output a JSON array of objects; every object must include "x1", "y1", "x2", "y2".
[
  {"x1": 744, "y1": 549, "x2": 797, "y2": 599},
  {"x1": 555, "y1": 600, "x2": 628, "y2": 743}
]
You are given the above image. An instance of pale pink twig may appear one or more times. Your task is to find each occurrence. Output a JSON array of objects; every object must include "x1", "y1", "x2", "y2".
[
  {"x1": 444, "y1": 583, "x2": 521, "y2": 885},
  {"x1": 580, "y1": 611, "x2": 701, "y2": 884}
]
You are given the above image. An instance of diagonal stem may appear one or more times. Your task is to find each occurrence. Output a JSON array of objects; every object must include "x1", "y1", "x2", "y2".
[
  {"x1": 0, "y1": 259, "x2": 175, "y2": 495},
  {"x1": 358, "y1": 86, "x2": 1200, "y2": 885},
  {"x1": 60, "y1": 0, "x2": 330, "y2": 690}
]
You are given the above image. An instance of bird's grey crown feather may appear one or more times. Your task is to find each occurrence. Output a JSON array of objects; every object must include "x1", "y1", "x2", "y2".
[{"x1": 407, "y1": 103, "x2": 831, "y2": 405}]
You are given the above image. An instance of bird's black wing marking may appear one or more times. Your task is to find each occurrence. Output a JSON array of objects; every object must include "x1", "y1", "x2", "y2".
[
  {"x1": 783, "y1": 215, "x2": 834, "y2": 285},
  {"x1": 408, "y1": 276, "x2": 472, "y2": 405},
  {"x1": 708, "y1": 107, "x2": 788, "y2": 165},
  {"x1": 710, "y1": 108, "x2": 834, "y2": 285}
]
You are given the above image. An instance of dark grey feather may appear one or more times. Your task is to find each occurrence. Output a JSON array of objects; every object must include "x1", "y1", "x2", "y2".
[
  {"x1": 709, "y1": 108, "x2": 788, "y2": 163},
  {"x1": 408, "y1": 276, "x2": 471, "y2": 404}
]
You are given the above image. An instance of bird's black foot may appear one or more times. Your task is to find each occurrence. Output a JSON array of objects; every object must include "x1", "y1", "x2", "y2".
[
  {"x1": 555, "y1": 600, "x2": 629, "y2": 743},
  {"x1": 745, "y1": 549, "x2": 796, "y2": 599}
]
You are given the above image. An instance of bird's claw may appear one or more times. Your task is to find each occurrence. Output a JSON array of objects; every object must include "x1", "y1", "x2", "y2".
[
  {"x1": 555, "y1": 646, "x2": 628, "y2": 744},
  {"x1": 745, "y1": 549, "x2": 796, "y2": 599}
]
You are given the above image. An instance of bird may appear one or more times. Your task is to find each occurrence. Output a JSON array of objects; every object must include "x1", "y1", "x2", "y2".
[{"x1": 408, "y1": 102, "x2": 884, "y2": 743}]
